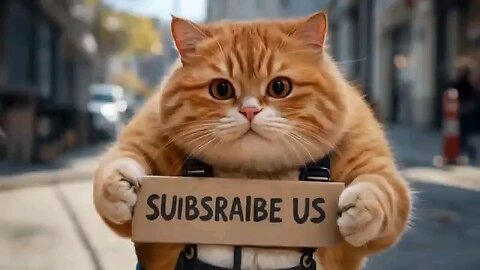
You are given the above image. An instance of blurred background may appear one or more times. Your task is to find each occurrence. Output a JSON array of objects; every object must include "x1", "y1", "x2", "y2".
[{"x1": 0, "y1": 0, "x2": 479, "y2": 269}]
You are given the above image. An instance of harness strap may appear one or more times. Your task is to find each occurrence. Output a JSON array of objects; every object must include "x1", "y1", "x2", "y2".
[
  {"x1": 137, "y1": 155, "x2": 331, "y2": 269},
  {"x1": 299, "y1": 156, "x2": 331, "y2": 182},
  {"x1": 233, "y1": 246, "x2": 242, "y2": 270},
  {"x1": 299, "y1": 248, "x2": 316, "y2": 270},
  {"x1": 183, "y1": 157, "x2": 214, "y2": 177},
  {"x1": 181, "y1": 155, "x2": 331, "y2": 268}
]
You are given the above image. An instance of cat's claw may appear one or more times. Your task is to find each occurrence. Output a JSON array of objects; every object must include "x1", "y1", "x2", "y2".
[
  {"x1": 96, "y1": 158, "x2": 145, "y2": 224},
  {"x1": 337, "y1": 182, "x2": 384, "y2": 247}
]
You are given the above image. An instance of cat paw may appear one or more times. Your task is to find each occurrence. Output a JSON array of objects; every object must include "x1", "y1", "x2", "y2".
[
  {"x1": 96, "y1": 158, "x2": 145, "y2": 224},
  {"x1": 337, "y1": 182, "x2": 384, "y2": 247}
]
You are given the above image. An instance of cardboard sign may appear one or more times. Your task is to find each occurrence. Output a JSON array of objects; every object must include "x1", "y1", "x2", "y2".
[{"x1": 132, "y1": 176, "x2": 344, "y2": 247}]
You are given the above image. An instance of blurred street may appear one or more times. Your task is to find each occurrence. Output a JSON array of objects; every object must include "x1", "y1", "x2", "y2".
[
  {"x1": 0, "y1": 125, "x2": 479, "y2": 270},
  {"x1": 1, "y1": 0, "x2": 480, "y2": 269}
]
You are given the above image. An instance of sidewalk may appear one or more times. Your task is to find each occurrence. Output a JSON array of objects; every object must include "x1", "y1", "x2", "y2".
[
  {"x1": 386, "y1": 124, "x2": 443, "y2": 168},
  {"x1": 0, "y1": 143, "x2": 109, "y2": 189},
  {"x1": 386, "y1": 124, "x2": 480, "y2": 190},
  {"x1": 386, "y1": 124, "x2": 480, "y2": 168},
  {"x1": 0, "y1": 181, "x2": 136, "y2": 270}
]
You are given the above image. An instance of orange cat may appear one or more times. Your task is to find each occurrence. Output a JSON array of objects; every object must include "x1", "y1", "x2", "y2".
[{"x1": 93, "y1": 12, "x2": 411, "y2": 270}]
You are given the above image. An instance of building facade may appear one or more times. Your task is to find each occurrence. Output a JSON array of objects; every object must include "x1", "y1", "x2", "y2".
[
  {"x1": 0, "y1": 0, "x2": 97, "y2": 162},
  {"x1": 328, "y1": 0, "x2": 480, "y2": 129},
  {"x1": 207, "y1": 0, "x2": 326, "y2": 21}
]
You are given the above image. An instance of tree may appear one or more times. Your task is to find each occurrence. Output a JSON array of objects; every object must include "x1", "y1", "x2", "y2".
[
  {"x1": 95, "y1": 8, "x2": 162, "y2": 56},
  {"x1": 112, "y1": 69, "x2": 152, "y2": 97}
]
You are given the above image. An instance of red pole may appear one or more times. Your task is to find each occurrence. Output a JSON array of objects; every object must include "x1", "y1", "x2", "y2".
[{"x1": 442, "y1": 88, "x2": 460, "y2": 164}]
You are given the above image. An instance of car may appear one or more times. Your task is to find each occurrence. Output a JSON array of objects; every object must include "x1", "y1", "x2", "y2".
[{"x1": 88, "y1": 84, "x2": 128, "y2": 140}]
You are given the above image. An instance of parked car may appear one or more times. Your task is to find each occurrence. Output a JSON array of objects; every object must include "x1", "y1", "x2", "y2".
[{"x1": 88, "y1": 84, "x2": 128, "y2": 140}]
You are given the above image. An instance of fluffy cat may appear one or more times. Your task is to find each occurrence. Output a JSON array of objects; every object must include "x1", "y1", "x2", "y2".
[{"x1": 93, "y1": 12, "x2": 411, "y2": 270}]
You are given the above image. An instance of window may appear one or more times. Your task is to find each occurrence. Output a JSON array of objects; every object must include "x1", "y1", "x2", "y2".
[{"x1": 92, "y1": 94, "x2": 114, "y2": 103}]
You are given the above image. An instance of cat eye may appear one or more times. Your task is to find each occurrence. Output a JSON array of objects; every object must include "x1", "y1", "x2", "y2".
[
  {"x1": 209, "y1": 79, "x2": 235, "y2": 100},
  {"x1": 267, "y1": 77, "x2": 292, "y2": 98}
]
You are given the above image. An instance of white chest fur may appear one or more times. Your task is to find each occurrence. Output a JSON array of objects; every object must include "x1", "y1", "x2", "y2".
[
  {"x1": 195, "y1": 169, "x2": 323, "y2": 270},
  {"x1": 197, "y1": 245, "x2": 323, "y2": 270}
]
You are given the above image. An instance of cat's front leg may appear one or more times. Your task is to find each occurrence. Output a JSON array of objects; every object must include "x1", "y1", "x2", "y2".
[
  {"x1": 94, "y1": 155, "x2": 148, "y2": 236},
  {"x1": 337, "y1": 174, "x2": 410, "y2": 249}
]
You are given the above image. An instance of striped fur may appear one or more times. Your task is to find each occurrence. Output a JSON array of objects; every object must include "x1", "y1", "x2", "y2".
[{"x1": 93, "y1": 12, "x2": 411, "y2": 270}]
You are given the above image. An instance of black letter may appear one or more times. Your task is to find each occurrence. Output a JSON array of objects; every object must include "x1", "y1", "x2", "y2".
[
  {"x1": 177, "y1": 197, "x2": 183, "y2": 220},
  {"x1": 200, "y1": 196, "x2": 213, "y2": 221},
  {"x1": 229, "y1": 197, "x2": 244, "y2": 221},
  {"x1": 310, "y1": 198, "x2": 326, "y2": 224},
  {"x1": 215, "y1": 197, "x2": 228, "y2": 221},
  {"x1": 146, "y1": 194, "x2": 160, "y2": 221},
  {"x1": 270, "y1": 198, "x2": 282, "y2": 223},
  {"x1": 160, "y1": 194, "x2": 177, "y2": 221},
  {"x1": 185, "y1": 196, "x2": 199, "y2": 220},
  {"x1": 293, "y1": 198, "x2": 309, "y2": 224},
  {"x1": 245, "y1": 196, "x2": 252, "y2": 221},
  {"x1": 254, "y1": 198, "x2": 268, "y2": 222}
]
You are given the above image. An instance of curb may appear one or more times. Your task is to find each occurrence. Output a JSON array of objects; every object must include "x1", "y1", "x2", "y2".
[
  {"x1": 402, "y1": 166, "x2": 480, "y2": 192},
  {"x1": 0, "y1": 171, "x2": 92, "y2": 191}
]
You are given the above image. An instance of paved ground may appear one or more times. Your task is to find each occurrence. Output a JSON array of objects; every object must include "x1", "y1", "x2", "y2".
[
  {"x1": 386, "y1": 124, "x2": 480, "y2": 168},
  {"x1": 0, "y1": 143, "x2": 108, "y2": 189},
  {"x1": 366, "y1": 182, "x2": 480, "y2": 270},
  {"x1": 0, "y1": 182, "x2": 136, "y2": 270},
  {"x1": 0, "y1": 126, "x2": 479, "y2": 270}
]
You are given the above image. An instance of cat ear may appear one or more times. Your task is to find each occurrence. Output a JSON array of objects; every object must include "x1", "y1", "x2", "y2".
[
  {"x1": 293, "y1": 12, "x2": 328, "y2": 53},
  {"x1": 171, "y1": 16, "x2": 210, "y2": 61}
]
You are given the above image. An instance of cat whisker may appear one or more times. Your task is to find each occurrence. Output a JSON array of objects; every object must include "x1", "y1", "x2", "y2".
[
  {"x1": 171, "y1": 133, "x2": 216, "y2": 171},
  {"x1": 264, "y1": 117, "x2": 289, "y2": 123},
  {"x1": 294, "y1": 126, "x2": 345, "y2": 159},
  {"x1": 155, "y1": 121, "x2": 217, "y2": 135},
  {"x1": 171, "y1": 130, "x2": 212, "y2": 145},
  {"x1": 170, "y1": 122, "x2": 218, "y2": 130},
  {"x1": 336, "y1": 57, "x2": 367, "y2": 65},
  {"x1": 296, "y1": 128, "x2": 336, "y2": 149},
  {"x1": 216, "y1": 123, "x2": 241, "y2": 130},
  {"x1": 283, "y1": 49, "x2": 316, "y2": 56},
  {"x1": 277, "y1": 134, "x2": 306, "y2": 168},
  {"x1": 286, "y1": 132, "x2": 316, "y2": 164},
  {"x1": 184, "y1": 136, "x2": 217, "y2": 164},
  {"x1": 213, "y1": 37, "x2": 227, "y2": 60},
  {"x1": 161, "y1": 137, "x2": 178, "y2": 151},
  {"x1": 181, "y1": 131, "x2": 216, "y2": 146},
  {"x1": 265, "y1": 122, "x2": 292, "y2": 130},
  {"x1": 269, "y1": 128, "x2": 313, "y2": 165},
  {"x1": 219, "y1": 117, "x2": 235, "y2": 123},
  {"x1": 290, "y1": 131, "x2": 325, "y2": 154}
]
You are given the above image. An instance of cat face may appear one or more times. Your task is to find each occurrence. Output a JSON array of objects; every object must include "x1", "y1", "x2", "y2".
[{"x1": 160, "y1": 13, "x2": 350, "y2": 172}]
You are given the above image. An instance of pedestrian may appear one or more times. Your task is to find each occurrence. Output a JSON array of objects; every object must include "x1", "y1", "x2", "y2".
[
  {"x1": 0, "y1": 127, "x2": 7, "y2": 161},
  {"x1": 451, "y1": 60, "x2": 479, "y2": 161}
]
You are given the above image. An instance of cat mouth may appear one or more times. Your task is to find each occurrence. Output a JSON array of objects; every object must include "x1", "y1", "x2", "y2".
[{"x1": 243, "y1": 129, "x2": 268, "y2": 140}]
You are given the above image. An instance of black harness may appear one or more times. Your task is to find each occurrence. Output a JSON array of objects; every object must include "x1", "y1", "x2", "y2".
[{"x1": 136, "y1": 156, "x2": 331, "y2": 270}]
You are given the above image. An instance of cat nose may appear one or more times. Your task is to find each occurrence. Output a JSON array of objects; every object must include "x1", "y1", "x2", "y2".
[{"x1": 239, "y1": 107, "x2": 262, "y2": 121}]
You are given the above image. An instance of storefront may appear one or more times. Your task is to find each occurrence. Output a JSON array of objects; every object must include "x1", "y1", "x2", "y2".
[
  {"x1": 432, "y1": 0, "x2": 480, "y2": 127},
  {"x1": 0, "y1": 0, "x2": 96, "y2": 162}
]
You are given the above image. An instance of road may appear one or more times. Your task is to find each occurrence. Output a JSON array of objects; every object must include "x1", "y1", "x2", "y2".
[{"x1": 367, "y1": 182, "x2": 480, "y2": 270}]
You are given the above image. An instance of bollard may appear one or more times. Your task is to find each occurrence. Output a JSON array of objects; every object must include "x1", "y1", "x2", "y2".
[{"x1": 441, "y1": 88, "x2": 461, "y2": 165}]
